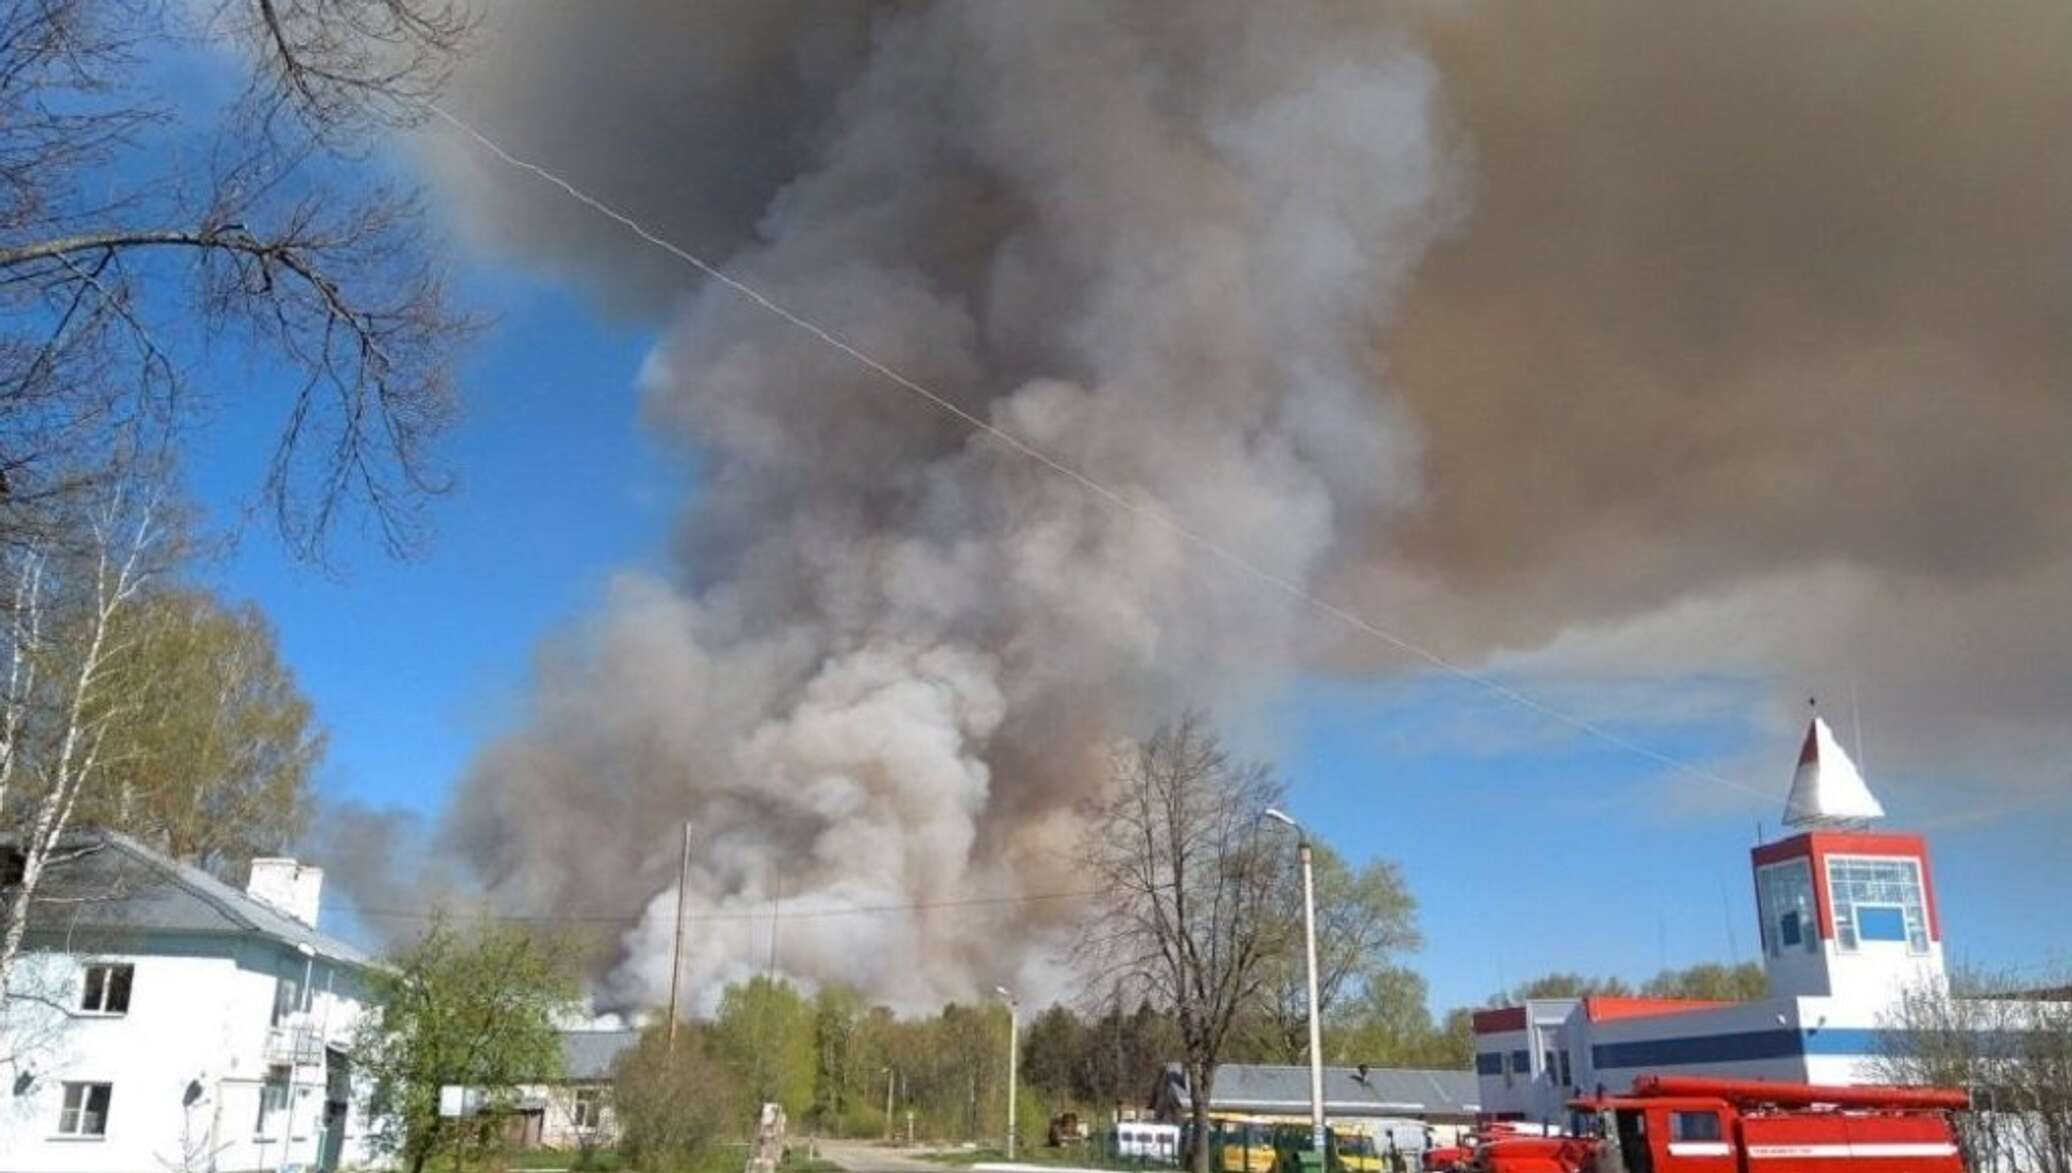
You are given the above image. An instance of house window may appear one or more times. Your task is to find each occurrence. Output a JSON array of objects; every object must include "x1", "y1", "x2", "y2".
[
  {"x1": 1671, "y1": 1111, "x2": 1722, "y2": 1142},
  {"x1": 1558, "y1": 1051, "x2": 1572, "y2": 1088},
  {"x1": 1826, "y1": 856, "x2": 1929, "y2": 955},
  {"x1": 573, "y1": 1087, "x2": 604, "y2": 1130},
  {"x1": 1756, "y1": 859, "x2": 1818, "y2": 958},
  {"x1": 271, "y1": 975, "x2": 301, "y2": 1026},
  {"x1": 80, "y1": 964, "x2": 133, "y2": 1014},
  {"x1": 256, "y1": 1072, "x2": 290, "y2": 1135},
  {"x1": 57, "y1": 1082, "x2": 112, "y2": 1137}
]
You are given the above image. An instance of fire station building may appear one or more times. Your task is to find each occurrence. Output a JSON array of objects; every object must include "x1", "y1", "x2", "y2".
[{"x1": 1474, "y1": 717, "x2": 1960, "y2": 1122}]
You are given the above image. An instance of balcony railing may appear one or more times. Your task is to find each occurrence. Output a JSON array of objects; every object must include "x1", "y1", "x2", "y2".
[{"x1": 265, "y1": 1021, "x2": 326, "y2": 1067}]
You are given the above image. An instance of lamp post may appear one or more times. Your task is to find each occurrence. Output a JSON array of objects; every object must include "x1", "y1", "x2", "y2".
[
  {"x1": 995, "y1": 986, "x2": 1020, "y2": 1160},
  {"x1": 1264, "y1": 808, "x2": 1326, "y2": 1157},
  {"x1": 884, "y1": 1067, "x2": 897, "y2": 1143}
]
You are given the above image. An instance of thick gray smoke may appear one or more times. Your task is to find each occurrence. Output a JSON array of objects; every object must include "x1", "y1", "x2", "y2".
[
  {"x1": 418, "y1": 0, "x2": 2072, "y2": 1009},
  {"x1": 429, "y1": 3, "x2": 1457, "y2": 1009},
  {"x1": 1332, "y1": 0, "x2": 2072, "y2": 812}
]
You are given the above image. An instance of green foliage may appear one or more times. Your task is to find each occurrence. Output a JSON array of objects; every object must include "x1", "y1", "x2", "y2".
[
  {"x1": 83, "y1": 588, "x2": 324, "y2": 875},
  {"x1": 1641, "y1": 962, "x2": 1767, "y2": 1001},
  {"x1": 1257, "y1": 844, "x2": 1422, "y2": 1063},
  {"x1": 715, "y1": 975, "x2": 818, "y2": 1118},
  {"x1": 1490, "y1": 961, "x2": 1766, "y2": 1007},
  {"x1": 611, "y1": 1027, "x2": 736, "y2": 1172},
  {"x1": 1315, "y1": 967, "x2": 1475, "y2": 1070},
  {"x1": 351, "y1": 918, "x2": 582, "y2": 1173},
  {"x1": 1488, "y1": 972, "x2": 1633, "y2": 1005}
]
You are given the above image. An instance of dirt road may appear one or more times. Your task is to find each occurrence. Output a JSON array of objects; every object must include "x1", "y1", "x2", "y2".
[{"x1": 816, "y1": 1139, "x2": 955, "y2": 1173}]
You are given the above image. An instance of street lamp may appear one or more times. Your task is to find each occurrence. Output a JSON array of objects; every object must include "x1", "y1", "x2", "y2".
[
  {"x1": 883, "y1": 1067, "x2": 897, "y2": 1143},
  {"x1": 995, "y1": 986, "x2": 1020, "y2": 1160},
  {"x1": 1264, "y1": 808, "x2": 1326, "y2": 1157}
]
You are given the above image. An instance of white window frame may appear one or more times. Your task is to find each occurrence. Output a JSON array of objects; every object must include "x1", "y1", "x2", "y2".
[
  {"x1": 56, "y1": 1081, "x2": 112, "y2": 1138},
  {"x1": 1755, "y1": 858, "x2": 1818, "y2": 958},
  {"x1": 572, "y1": 1086, "x2": 604, "y2": 1131},
  {"x1": 79, "y1": 962, "x2": 133, "y2": 1015},
  {"x1": 1824, "y1": 854, "x2": 1930, "y2": 956},
  {"x1": 271, "y1": 974, "x2": 302, "y2": 1027},
  {"x1": 256, "y1": 1072, "x2": 291, "y2": 1137}
]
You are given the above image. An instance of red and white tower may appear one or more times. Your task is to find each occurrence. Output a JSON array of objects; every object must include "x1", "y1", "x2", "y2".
[{"x1": 1752, "y1": 717, "x2": 1946, "y2": 1004}]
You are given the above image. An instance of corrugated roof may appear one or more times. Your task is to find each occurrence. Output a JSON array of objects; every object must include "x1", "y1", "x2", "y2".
[
  {"x1": 560, "y1": 1030, "x2": 640, "y2": 1081},
  {"x1": 1168, "y1": 1063, "x2": 1480, "y2": 1117},
  {"x1": 19, "y1": 830, "x2": 375, "y2": 968}
]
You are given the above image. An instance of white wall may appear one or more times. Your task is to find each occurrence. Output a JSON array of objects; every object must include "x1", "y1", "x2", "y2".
[{"x1": 0, "y1": 936, "x2": 375, "y2": 1173}]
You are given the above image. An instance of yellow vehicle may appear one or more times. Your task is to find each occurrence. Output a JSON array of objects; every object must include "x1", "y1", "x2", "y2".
[
  {"x1": 1208, "y1": 1114, "x2": 1279, "y2": 1173},
  {"x1": 1333, "y1": 1127, "x2": 1383, "y2": 1173},
  {"x1": 1205, "y1": 1115, "x2": 1414, "y2": 1173}
]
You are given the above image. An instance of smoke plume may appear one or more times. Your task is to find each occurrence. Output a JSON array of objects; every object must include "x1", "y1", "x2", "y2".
[
  {"x1": 1337, "y1": 0, "x2": 2072, "y2": 806},
  {"x1": 429, "y1": 2, "x2": 1457, "y2": 1009},
  {"x1": 419, "y1": 1, "x2": 2072, "y2": 1008}
]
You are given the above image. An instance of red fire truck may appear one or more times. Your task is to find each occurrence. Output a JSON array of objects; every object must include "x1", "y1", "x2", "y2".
[{"x1": 1469, "y1": 1077, "x2": 1969, "y2": 1173}]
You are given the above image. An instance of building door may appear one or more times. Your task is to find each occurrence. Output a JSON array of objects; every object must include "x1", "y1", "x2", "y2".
[{"x1": 318, "y1": 1101, "x2": 347, "y2": 1172}]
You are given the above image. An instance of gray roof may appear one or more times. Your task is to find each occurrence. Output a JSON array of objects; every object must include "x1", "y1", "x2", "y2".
[
  {"x1": 20, "y1": 831, "x2": 374, "y2": 968},
  {"x1": 1169, "y1": 1063, "x2": 1480, "y2": 1118},
  {"x1": 559, "y1": 1030, "x2": 639, "y2": 1081}
]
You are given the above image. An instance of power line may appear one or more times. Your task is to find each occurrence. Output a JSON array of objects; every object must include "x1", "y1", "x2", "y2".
[
  {"x1": 428, "y1": 105, "x2": 1771, "y2": 805},
  {"x1": 323, "y1": 887, "x2": 1107, "y2": 927}
]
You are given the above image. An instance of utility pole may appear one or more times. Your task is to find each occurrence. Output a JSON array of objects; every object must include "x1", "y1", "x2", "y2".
[
  {"x1": 996, "y1": 986, "x2": 1020, "y2": 1160},
  {"x1": 1265, "y1": 808, "x2": 1326, "y2": 1157},
  {"x1": 668, "y1": 821, "x2": 692, "y2": 1051}
]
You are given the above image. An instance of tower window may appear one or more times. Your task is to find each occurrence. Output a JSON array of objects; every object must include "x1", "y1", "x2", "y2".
[
  {"x1": 1826, "y1": 856, "x2": 1929, "y2": 954},
  {"x1": 1756, "y1": 859, "x2": 1818, "y2": 957}
]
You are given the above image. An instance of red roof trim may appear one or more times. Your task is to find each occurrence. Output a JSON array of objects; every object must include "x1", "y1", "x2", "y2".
[{"x1": 1583, "y1": 996, "x2": 1738, "y2": 1023}]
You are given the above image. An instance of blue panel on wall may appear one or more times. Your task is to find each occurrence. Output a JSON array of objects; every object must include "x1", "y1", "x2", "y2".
[
  {"x1": 1857, "y1": 906, "x2": 1907, "y2": 942},
  {"x1": 1591, "y1": 1030, "x2": 1804, "y2": 1070}
]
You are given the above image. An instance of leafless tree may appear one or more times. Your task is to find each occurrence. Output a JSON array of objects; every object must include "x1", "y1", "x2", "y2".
[
  {"x1": 1875, "y1": 968, "x2": 2072, "y2": 1173},
  {"x1": 1074, "y1": 713, "x2": 1294, "y2": 1173},
  {"x1": 0, "y1": 0, "x2": 476, "y2": 561}
]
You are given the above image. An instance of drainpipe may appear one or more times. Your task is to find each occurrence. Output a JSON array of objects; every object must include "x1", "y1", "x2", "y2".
[{"x1": 279, "y1": 944, "x2": 315, "y2": 1173}]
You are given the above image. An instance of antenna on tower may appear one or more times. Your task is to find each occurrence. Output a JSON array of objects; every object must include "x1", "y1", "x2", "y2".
[{"x1": 1851, "y1": 679, "x2": 1867, "y2": 780}]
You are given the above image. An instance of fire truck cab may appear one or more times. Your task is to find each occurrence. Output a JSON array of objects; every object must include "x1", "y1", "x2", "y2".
[{"x1": 1475, "y1": 1077, "x2": 1967, "y2": 1173}]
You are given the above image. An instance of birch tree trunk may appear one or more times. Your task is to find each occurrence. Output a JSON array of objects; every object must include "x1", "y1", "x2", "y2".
[{"x1": 0, "y1": 491, "x2": 163, "y2": 1027}]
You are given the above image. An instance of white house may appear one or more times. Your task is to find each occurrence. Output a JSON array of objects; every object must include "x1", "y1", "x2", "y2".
[
  {"x1": 0, "y1": 831, "x2": 382, "y2": 1173},
  {"x1": 497, "y1": 1030, "x2": 636, "y2": 1151}
]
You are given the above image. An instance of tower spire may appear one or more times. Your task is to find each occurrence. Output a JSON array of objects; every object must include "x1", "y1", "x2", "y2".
[{"x1": 1782, "y1": 715, "x2": 1885, "y2": 828}]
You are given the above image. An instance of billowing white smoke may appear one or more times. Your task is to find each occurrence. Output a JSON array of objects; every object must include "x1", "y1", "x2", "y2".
[{"x1": 438, "y1": 3, "x2": 1458, "y2": 1011}]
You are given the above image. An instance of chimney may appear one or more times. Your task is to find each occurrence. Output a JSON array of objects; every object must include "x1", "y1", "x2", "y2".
[{"x1": 246, "y1": 858, "x2": 323, "y2": 928}]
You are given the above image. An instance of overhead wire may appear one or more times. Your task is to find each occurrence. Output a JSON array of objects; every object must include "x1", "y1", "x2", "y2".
[
  {"x1": 427, "y1": 104, "x2": 1771, "y2": 805},
  {"x1": 324, "y1": 887, "x2": 1109, "y2": 927}
]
